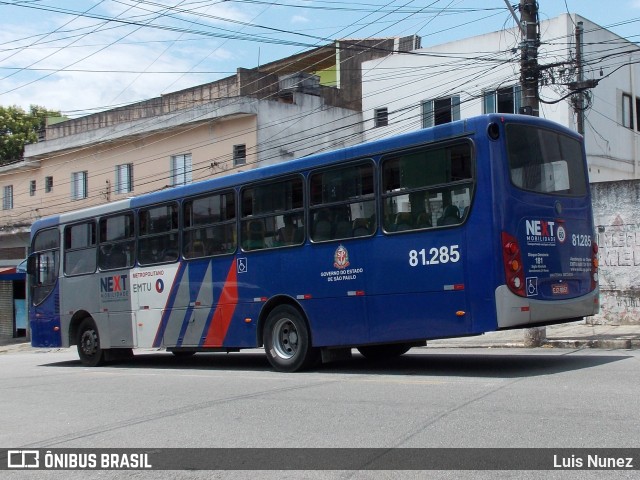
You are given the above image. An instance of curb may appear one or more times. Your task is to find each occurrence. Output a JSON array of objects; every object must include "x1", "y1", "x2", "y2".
[
  {"x1": 544, "y1": 339, "x2": 640, "y2": 349},
  {"x1": 427, "y1": 339, "x2": 640, "y2": 349}
]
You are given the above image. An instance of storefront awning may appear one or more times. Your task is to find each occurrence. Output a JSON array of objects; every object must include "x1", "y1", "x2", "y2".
[{"x1": 0, "y1": 266, "x2": 25, "y2": 281}]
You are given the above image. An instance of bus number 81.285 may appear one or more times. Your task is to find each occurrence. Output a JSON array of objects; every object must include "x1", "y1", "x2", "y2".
[{"x1": 409, "y1": 245, "x2": 460, "y2": 267}]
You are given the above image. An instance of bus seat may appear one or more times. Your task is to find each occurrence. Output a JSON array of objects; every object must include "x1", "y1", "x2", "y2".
[
  {"x1": 110, "y1": 245, "x2": 127, "y2": 268},
  {"x1": 437, "y1": 205, "x2": 460, "y2": 226},
  {"x1": 313, "y1": 220, "x2": 332, "y2": 241},
  {"x1": 188, "y1": 240, "x2": 205, "y2": 257},
  {"x1": 162, "y1": 248, "x2": 179, "y2": 261},
  {"x1": 415, "y1": 212, "x2": 432, "y2": 228},
  {"x1": 334, "y1": 219, "x2": 352, "y2": 238},
  {"x1": 352, "y1": 218, "x2": 369, "y2": 237},
  {"x1": 395, "y1": 212, "x2": 413, "y2": 231},
  {"x1": 245, "y1": 220, "x2": 265, "y2": 250},
  {"x1": 277, "y1": 224, "x2": 297, "y2": 245}
]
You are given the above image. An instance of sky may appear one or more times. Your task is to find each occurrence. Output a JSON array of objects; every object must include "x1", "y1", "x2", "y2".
[{"x1": 1, "y1": 0, "x2": 639, "y2": 118}]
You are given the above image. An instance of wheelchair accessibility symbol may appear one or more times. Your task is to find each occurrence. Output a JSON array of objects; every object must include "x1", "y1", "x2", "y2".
[
  {"x1": 237, "y1": 257, "x2": 248, "y2": 274},
  {"x1": 526, "y1": 277, "x2": 538, "y2": 297}
]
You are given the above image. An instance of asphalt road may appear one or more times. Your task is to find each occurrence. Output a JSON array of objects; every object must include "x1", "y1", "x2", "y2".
[{"x1": 1, "y1": 347, "x2": 638, "y2": 479}]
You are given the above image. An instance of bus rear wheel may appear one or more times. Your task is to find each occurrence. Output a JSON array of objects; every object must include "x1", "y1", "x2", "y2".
[
  {"x1": 263, "y1": 306, "x2": 319, "y2": 372},
  {"x1": 357, "y1": 344, "x2": 412, "y2": 361},
  {"x1": 77, "y1": 318, "x2": 106, "y2": 367}
]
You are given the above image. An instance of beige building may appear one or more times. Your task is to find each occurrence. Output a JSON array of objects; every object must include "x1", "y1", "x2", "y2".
[{"x1": 0, "y1": 36, "x2": 420, "y2": 339}]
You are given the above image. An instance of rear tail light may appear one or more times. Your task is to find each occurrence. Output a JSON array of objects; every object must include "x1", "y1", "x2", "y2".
[
  {"x1": 502, "y1": 232, "x2": 526, "y2": 297},
  {"x1": 591, "y1": 241, "x2": 599, "y2": 291}
]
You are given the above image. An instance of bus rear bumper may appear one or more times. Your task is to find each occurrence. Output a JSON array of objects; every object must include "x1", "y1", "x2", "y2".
[{"x1": 495, "y1": 285, "x2": 600, "y2": 329}]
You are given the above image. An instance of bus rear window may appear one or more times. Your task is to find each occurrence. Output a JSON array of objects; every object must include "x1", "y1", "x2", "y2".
[{"x1": 506, "y1": 124, "x2": 587, "y2": 196}]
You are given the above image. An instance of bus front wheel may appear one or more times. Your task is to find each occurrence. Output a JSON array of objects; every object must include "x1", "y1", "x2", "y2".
[
  {"x1": 77, "y1": 318, "x2": 107, "y2": 367},
  {"x1": 263, "y1": 306, "x2": 319, "y2": 372}
]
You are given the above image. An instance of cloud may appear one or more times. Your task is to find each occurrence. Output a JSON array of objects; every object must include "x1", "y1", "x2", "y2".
[
  {"x1": 291, "y1": 15, "x2": 310, "y2": 25},
  {"x1": 0, "y1": 2, "x2": 248, "y2": 115}
]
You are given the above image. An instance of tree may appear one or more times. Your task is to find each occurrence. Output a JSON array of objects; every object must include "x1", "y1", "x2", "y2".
[{"x1": 0, "y1": 105, "x2": 61, "y2": 165}]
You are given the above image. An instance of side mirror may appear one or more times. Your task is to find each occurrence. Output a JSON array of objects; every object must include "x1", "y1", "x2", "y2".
[{"x1": 26, "y1": 255, "x2": 37, "y2": 276}]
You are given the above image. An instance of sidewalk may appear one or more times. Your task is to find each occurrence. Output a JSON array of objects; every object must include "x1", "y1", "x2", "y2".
[
  {"x1": 427, "y1": 321, "x2": 640, "y2": 349},
  {"x1": 1, "y1": 321, "x2": 639, "y2": 354}
]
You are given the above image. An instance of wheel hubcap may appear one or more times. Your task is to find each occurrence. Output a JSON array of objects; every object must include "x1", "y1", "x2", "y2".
[
  {"x1": 272, "y1": 318, "x2": 299, "y2": 360},
  {"x1": 80, "y1": 329, "x2": 98, "y2": 357}
]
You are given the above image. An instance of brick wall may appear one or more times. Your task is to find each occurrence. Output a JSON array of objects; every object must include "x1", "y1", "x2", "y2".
[{"x1": 591, "y1": 180, "x2": 640, "y2": 324}]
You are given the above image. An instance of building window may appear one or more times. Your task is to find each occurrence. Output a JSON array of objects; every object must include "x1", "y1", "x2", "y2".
[
  {"x1": 71, "y1": 171, "x2": 88, "y2": 200},
  {"x1": 30, "y1": 180, "x2": 36, "y2": 196},
  {"x1": 3, "y1": 185, "x2": 13, "y2": 210},
  {"x1": 374, "y1": 107, "x2": 388, "y2": 127},
  {"x1": 422, "y1": 96, "x2": 460, "y2": 128},
  {"x1": 484, "y1": 85, "x2": 522, "y2": 114},
  {"x1": 45, "y1": 176, "x2": 53, "y2": 193},
  {"x1": 233, "y1": 144, "x2": 247, "y2": 166},
  {"x1": 622, "y1": 93, "x2": 634, "y2": 129},
  {"x1": 170, "y1": 154, "x2": 192, "y2": 186},
  {"x1": 115, "y1": 163, "x2": 133, "y2": 194}
]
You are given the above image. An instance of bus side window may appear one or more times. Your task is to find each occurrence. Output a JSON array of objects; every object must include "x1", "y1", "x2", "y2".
[
  {"x1": 309, "y1": 161, "x2": 375, "y2": 242},
  {"x1": 240, "y1": 176, "x2": 304, "y2": 251},
  {"x1": 138, "y1": 203, "x2": 179, "y2": 265},
  {"x1": 182, "y1": 191, "x2": 236, "y2": 259},
  {"x1": 98, "y1": 212, "x2": 135, "y2": 270},
  {"x1": 381, "y1": 141, "x2": 473, "y2": 233},
  {"x1": 64, "y1": 221, "x2": 97, "y2": 276}
]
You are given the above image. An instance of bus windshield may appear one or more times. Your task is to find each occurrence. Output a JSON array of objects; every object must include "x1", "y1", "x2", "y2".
[{"x1": 505, "y1": 124, "x2": 587, "y2": 196}]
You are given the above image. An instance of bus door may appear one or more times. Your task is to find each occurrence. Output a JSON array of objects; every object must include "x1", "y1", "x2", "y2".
[
  {"x1": 28, "y1": 228, "x2": 62, "y2": 347},
  {"x1": 96, "y1": 269, "x2": 135, "y2": 349},
  {"x1": 94, "y1": 216, "x2": 136, "y2": 349}
]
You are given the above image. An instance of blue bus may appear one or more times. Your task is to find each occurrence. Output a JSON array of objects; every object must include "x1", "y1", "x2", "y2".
[{"x1": 27, "y1": 114, "x2": 599, "y2": 371}]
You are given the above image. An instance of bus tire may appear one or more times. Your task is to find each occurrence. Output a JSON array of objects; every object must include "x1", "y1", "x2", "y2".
[
  {"x1": 357, "y1": 344, "x2": 411, "y2": 361},
  {"x1": 77, "y1": 318, "x2": 107, "y2": 367},
  {"x1": 263, "y1": 306, "x2": 319, "y2": 372}
]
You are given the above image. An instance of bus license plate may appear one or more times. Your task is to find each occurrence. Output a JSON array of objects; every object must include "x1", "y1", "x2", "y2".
[{"x1": 552, "y1": 284, "x2": 569, "y2": 295}]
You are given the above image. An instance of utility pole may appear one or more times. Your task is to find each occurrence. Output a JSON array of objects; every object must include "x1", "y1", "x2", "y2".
[
  {"x1": 575, "y1": 21, "x2": 585, "y2": 134},
  {"x1": 519, "y1": 0, "x2": 540, "y2": 116},
  {"x1": 569, "y1": 21, "x2": 599, "y2": 135},
  {"x1": 519, "y1": 0, "x2": 545, "y2": 346}
]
